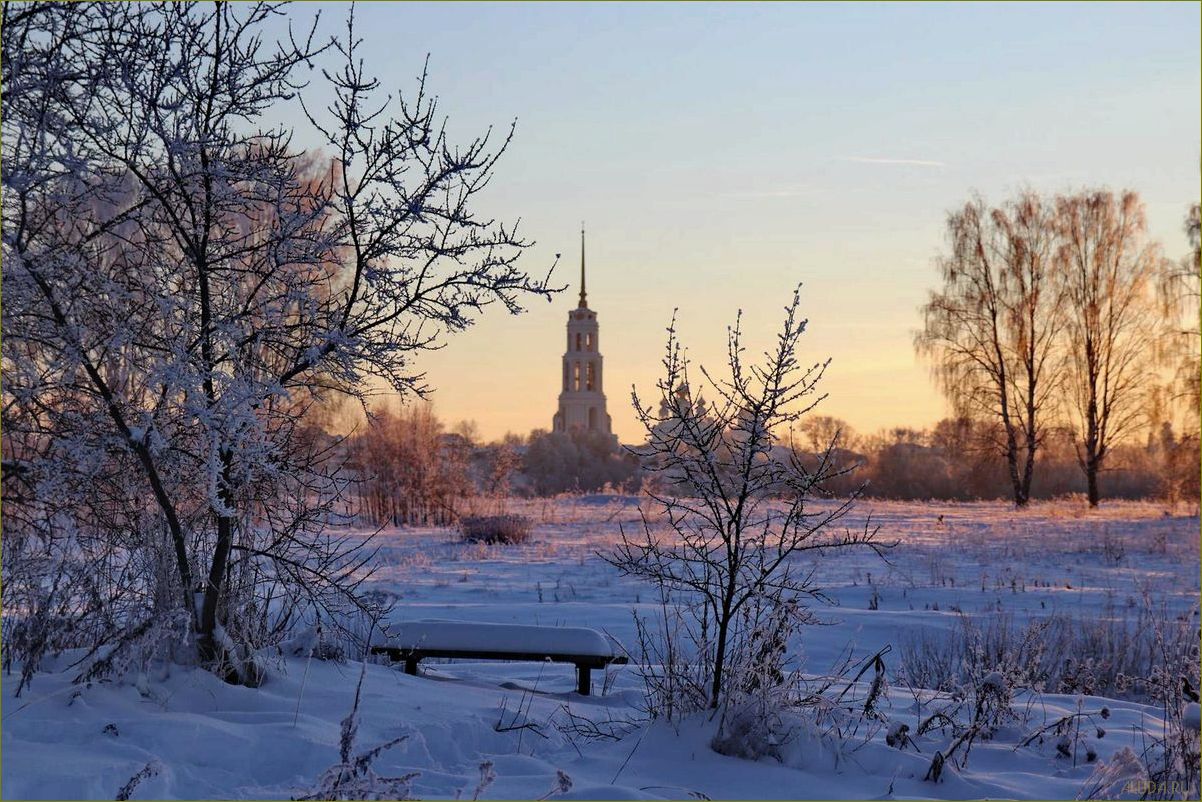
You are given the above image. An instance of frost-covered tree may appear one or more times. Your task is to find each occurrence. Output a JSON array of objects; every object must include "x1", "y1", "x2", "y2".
[
  {"x1": 346, "y1": 404, "x2": 471, "y2": 526},
  {"x1": 2, "y1": 3, "x2": 553, "y2": 683},
  {"x1": 917, "y1": 192, "x2": 1064, "y2": 507},
  {"x1": 605, "y1": 287, "x2": 886, "y2": 711},
  {"x1": 522, "y1": 428, "x2": 639, "y2": 495}
]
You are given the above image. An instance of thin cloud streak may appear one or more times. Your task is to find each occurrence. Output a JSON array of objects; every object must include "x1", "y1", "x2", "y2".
[
  {"x1": 840, "y1": 156, "x2": 946, "y2": 168},
  {"x1": 717, "y1": 186, "x2": 816, "y2": 199}
]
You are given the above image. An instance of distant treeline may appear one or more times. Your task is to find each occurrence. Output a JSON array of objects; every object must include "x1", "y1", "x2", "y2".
[
  {"x1": 336, "y1": 405, "x2": 1196, "y2": 524},
  {"x1": 794, "y1": 415, "x2": 1198, "y2": 504},
  {"x1": 338, "y1": 406, "x2": 643, "y2": 525}
]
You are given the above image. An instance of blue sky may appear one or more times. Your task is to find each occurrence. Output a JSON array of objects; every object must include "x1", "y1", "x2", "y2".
[{"x1": 278, "y1": 2, "x2": 1201, "y2": 441}]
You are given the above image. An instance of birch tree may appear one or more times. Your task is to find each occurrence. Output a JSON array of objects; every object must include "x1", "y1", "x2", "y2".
[
  {"x1": 1157, "y1": 201, "x2": 1201, "y2": 419},
  {"x1": 916, "y1": 192, "x2": 1063, "y2": 507},
  {"x1": 1054, "y1": 190, "x2": 1159, "y2": 508}
]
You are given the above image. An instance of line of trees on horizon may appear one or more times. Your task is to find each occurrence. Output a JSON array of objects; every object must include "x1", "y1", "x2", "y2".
[
  {"x1": 328, "y1": 399, "x2": 1196, "y2": 520},
  {"x1": 334, "y1": 408, "x2": 642, "y2": 525}
]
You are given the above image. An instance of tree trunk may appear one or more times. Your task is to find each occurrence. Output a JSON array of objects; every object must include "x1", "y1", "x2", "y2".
[
  {"x1": 710, "y1": 613, "x2": 729, "y2": 710},
  {"x1": 1018, "y1": 422, "x2": 1037, "y2": 507},
  {"x1": 1085, "y1": 395, "x2": 1101, "y2": 508},
  {"x1": 197, "y1": 512, "x2": 232, "y2": 663},
  {"x1": 1086, "y1": 459, "x2": 1100, "y2": 507},
  {"x1": 197, "y1": 454, "x2": 251, "y2": 684},
  {"x1": 1003, "y1": 427, "x2": 1026, "y2": 507},
  {"x1": 1019, "y1": 448, "x2": 1035, "y2": 507}
]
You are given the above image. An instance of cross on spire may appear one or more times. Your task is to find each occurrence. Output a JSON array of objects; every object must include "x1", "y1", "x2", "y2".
[{"x1": 578, "y1": 223, "x2": 588, "y2": 308}]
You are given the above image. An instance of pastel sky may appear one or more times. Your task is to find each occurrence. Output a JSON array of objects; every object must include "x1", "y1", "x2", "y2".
[{"x1": 280, "y1": 2, "x2": 1200, "y2": 443}]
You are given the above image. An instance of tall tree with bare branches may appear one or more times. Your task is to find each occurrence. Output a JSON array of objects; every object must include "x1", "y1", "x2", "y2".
[
  {"x1": 1157, "y1": 201, "x2": 1201, "y2": 420},
  {"x1": 916, "y1": 192, "x2": 1063, "y2": 506},
  {"x1": 1054, "y1": 190, "x2": 1160, "y2": 508}
]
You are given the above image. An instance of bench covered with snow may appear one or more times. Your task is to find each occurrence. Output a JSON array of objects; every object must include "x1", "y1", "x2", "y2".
[{"x1": 370, "y1": 621, "x2": 627, "y2": 695}]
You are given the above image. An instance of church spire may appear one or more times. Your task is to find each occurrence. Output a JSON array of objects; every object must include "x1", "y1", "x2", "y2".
[
  {"x1": 553, "y1": 220, "x2": 613, "y2": 441},
  {"x1": 578, "y1": 223, "x2": 587, "y2": 308}
]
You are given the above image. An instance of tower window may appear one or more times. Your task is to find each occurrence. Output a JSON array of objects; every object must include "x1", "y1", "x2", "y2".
[
  {"x1": 586, "y1": 362, "x2": 595, "y2": 391},
  {"x1": 586, "y1": 333, "x2": 594, "y2": 351},
  {"x1": 573, "y1": 362, "x2": 581, "y2": 391},
  {"x1": 576, "y1": 332, "x2": 582, "y2": 351}
]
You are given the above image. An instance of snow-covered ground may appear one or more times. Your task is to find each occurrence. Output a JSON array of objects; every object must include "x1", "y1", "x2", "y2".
[{"x1": 3, "y1": 497, "x2": 1198, "y2": 800}]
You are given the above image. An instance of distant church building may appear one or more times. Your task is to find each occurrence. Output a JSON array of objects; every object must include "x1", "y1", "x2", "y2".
[{"x1": 552, "y1": 227, "x2": 615, "y2": 440}]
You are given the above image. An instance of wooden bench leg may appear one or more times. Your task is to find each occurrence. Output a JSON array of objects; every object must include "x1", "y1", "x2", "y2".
[
  {"x1": 405, "y1": 657, "x2": 418, "y2": 676},
  {"x1": 577, "y1": 665, "x2": 591, "y2": 696}
]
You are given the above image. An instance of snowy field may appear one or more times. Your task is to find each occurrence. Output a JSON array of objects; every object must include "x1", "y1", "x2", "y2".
[{"x1": 3, "y1": 497, "x2": 1198, "y2": 800}]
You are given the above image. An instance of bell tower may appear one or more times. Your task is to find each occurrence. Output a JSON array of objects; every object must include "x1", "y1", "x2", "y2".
[{"x1": 552, "y1": 225, "x2": 614, "y2": 439}]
